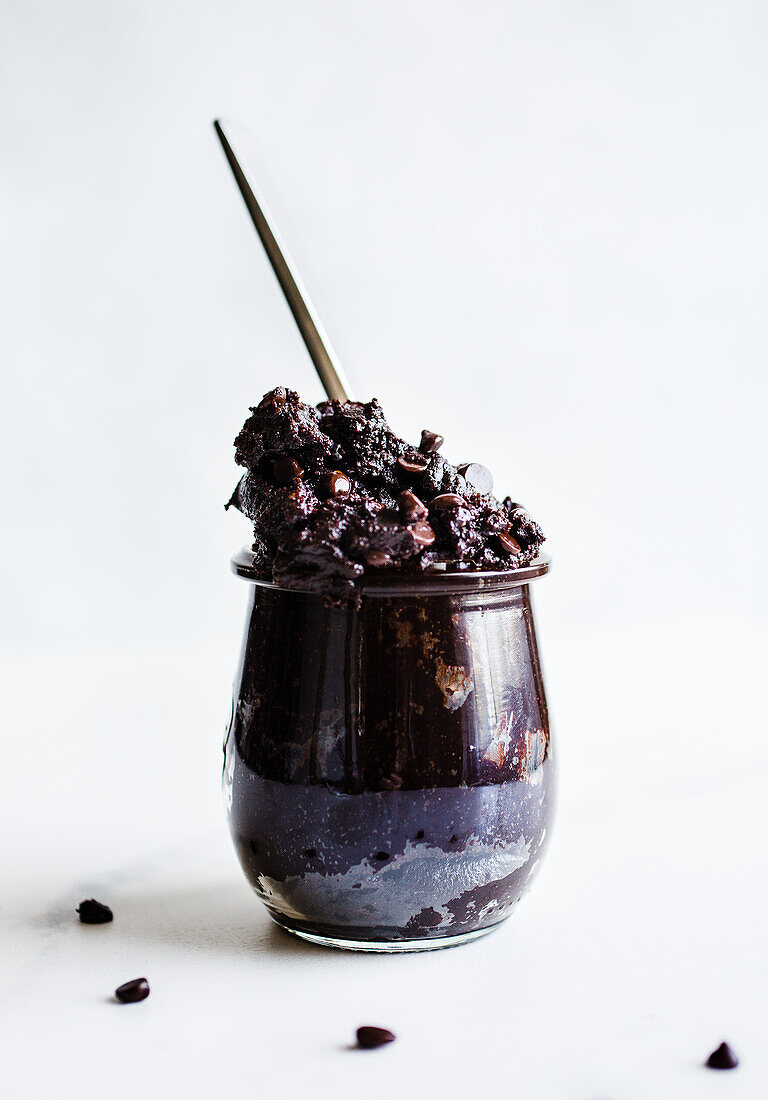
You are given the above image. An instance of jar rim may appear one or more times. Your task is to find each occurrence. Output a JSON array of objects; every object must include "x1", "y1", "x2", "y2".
[{"x1": 231, "y1": 547, "x2": 550, "y2": 595}]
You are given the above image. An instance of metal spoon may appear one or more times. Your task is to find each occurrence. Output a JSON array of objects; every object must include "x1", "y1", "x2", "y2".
[{"x1": 213, "y1": 119, "x2": 354, "y2": 404}]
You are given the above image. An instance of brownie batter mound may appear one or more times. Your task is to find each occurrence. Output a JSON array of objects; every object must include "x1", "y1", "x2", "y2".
[{"x1": 228, "y1": 387, "x2": 545, "y2": 596}]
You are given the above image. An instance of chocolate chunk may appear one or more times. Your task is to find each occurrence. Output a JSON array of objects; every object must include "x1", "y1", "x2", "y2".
[
  {"x1": 76, "y1": 899, "x2": 113, "y2": 925},
  {"x1": 365, "y1": 550, "x2": 390, "y2": 567},
  {"x1": 458, "y1": 462, "x2": 493, "y2": 495},
  {"x1": 397, "y1": 454, "x2": 429, "y2": 475},
  {"x1": 318, "y1": 470, "x2": 351, "y2": 498},
  {"x1": 374, "y1": 851, "x2": 390, "y2": 861},
  {"x1": 114, "y1": 978, "x2": 150, "y2": 1004},
  {"x1": 273, "y1": 456, "x2": 303, "y2": 484},
  {"x1": 430, "y1": 493, "x2": 468, "y2": 510},
  {"x1": 419, "y1": 429, "x2": 444, "y2": 454},
  {"x1": 497, "y1": 530, "x2": 521, "y2": 556},
  {"x1": 356, "y1": 1026, "x2": 396, "y2": 1049},
  {"x1": 398, "y1": 490, "x2": 428, "y2": 523},
  {"x1": 706, "y1": 1042, "x2": 739, "y2": 1070},
  {"x1": 409, "y1": 521, "x2": 436, "y2": 547}
]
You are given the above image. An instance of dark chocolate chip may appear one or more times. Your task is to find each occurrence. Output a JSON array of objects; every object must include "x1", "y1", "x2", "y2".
[
  {"x1": 318, "y1": 470, "x2": 351, "y2": 497},
  {"x1": 303, "y1": 847, "x2": 317, "y2": 858},
  {"x1": 258, "y1": 387, "x2": 287, "y2": 411},
  {"x1": 419, "y1": 430, "x2": 444, "y2": 454},
  {"x1": 365, "y1": 551, "x2": 390, "y2": 567},
  {"x1": 498, "y1": 530, "x2": 522, "y2": 556},
  {"x1": 356, "y1": 1026, "x2": 396, "y2": 1049},
  {"x1": 398, "y1": 490, "x2": 428, "y2": 523},
  {"x1": 397, "y1": 454, "x2": 429, "y2": 475},
  {"x1": 706, "y1": 1042, "x2": 739, "y2": 1070},
  {"x1": 430, "y1": 493, "x2": 468, "y2": 510},
  {"x1": 114, "y1": 978, "x2": 150, "y2": 1004},
  {"x1": 76, "y1": 899, "x2": 113, "y2": 925},
  {"x1": 409, "y1": 521, "x2": 436, "y2": 547},
  {"x1": 374, "y1": 851, "x2": 390, "y2": 861},
  {"x1": 415, "y1": 830, "x2": 425, "y2": 839},
  {"x1": 273, "y1": 456, "x2": 303, "y2": 484},
  {"x1": 457, "y1": 462, "x2": 494, "y2": 495},
  {"x1": 450, "y1": 834, "x2": 458, "y2": 843}
]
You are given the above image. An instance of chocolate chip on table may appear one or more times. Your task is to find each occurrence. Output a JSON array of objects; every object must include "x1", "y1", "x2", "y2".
[
  {"x1": 273, "y1": 456, "x2": 303, "y2": 484},
  {"x1": 398, "y1": 490, "x2": 428, "y2": 523},
  {"x1": 356, "y1": 1026, "x2": 396, "y2": 1049},
  {"x1": 76, "y1": 899, "x2": 113, "y2": 925},
  {"x1": 365, "y1": 551, "x2": 390, "y2": 567},
  {"x1": 114, "y1": 978, "x2": 150, "y2": 1004},
  {"x1": 409, "y1": 521, "x2": 436, "y2": 547},
  {"x1": 419, "y1": 430, "x2": 444, "y2": 454},
  {"x1": 318, "y1": 470, "x2": 351, "y2": 497},
  {"x1": 430, "y1": 493, "x2": 468, "y2": 510},
  {"x1": 397, "y1": 454, "x2": 429, "y2": 475},
  {"x1": 706, "y1": 1042, "x2": 739, "y2": 1070},
  {"x1": 497, "y1": 530, "x2": 522, "y2": 556},
  {"x1": 457, "y1": 462, "x2": 494, "y2": 495}
]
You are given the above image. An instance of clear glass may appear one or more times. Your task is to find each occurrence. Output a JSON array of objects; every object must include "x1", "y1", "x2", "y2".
[{"x1": 224, "y1": 552, "x2": 554, "y2": 952}]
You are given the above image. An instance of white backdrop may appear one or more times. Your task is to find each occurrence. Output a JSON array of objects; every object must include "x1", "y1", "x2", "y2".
[
  {"x1": 2, "y1": 0, "x2": 766, "y2": 652},
  {"x1": 2, "y1": 6, "x2": 768, "y2": 1098}
]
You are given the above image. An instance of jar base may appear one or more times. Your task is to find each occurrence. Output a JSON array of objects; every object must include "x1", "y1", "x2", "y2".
[{"x1": 271, "y1": 915, "x2": 506, "y2": 953}]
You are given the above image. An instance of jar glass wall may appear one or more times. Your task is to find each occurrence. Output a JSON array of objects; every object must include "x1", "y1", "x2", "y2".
[{"x1": 224, "y1": 552, "x2": 553, "y2": 951}]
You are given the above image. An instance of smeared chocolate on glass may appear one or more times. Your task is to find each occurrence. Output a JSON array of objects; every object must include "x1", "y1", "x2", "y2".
[{"x1": 227, "y1": 387, "x2": 545, "y2": 600}]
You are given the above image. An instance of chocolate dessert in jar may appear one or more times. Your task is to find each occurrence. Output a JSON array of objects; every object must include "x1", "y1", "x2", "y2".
[{"x1": 224, "y1": 388, "x2": 553, "y2": 950}]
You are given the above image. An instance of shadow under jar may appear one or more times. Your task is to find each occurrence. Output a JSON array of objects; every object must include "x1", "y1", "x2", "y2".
[{"x1": 224, "y1": 551, "x2": 554, "y2": 952}]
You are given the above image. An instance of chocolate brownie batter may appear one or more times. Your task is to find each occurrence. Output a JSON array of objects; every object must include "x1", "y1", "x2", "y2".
[{"x1": 228, "y1": 388, "x2": 545, "y2": 599}]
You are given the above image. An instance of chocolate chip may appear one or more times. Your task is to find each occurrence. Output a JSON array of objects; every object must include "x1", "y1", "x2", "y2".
[
  {"x1": 415, "y1": 829, "x2": 425, "y2": 839},
  {"x1": 497, "y1": 530, "x2": 521, "y2": 556},
  {"x1": 303, "y1": 847, "x2": 317, "y2": 858},
  {"x1": 258, "y1": 387, "x2": 287, "y2": 411},
  {"x1": 318, "y1": 470, "x2": 351, "y2": 497},
  {"x1": 419, "y1": 430, "x2": 444, "y2": 454},
  {"x1": 430, "y1": 493, "x2": 467, "y2": 510},
  {"x1": 76, "y1": 899, "x2": 113, "y2": 925},
  {"x1": 374, "y1": 851, "x2": 390, "y2": 861},
  {"x1": 114, "y1": 978, "x2": 150, "y2": 1004},
  {"x1": 365, "y1": 551, "x2": 390, "y2": 567},
  {"x1": 457, "y1": 462, "x2": 493, "y2": 495},
  {"x1": 356, "y1": 1026, "x2": 396, "y2": 1049},
  {"x1": 398, "y1": 490, "x2": 428, "y2": 523},
  {"x1": 397, "y1": 454, "x2": 429, "y2": 475},
  {"x1": 706, "y1": 1042, "x2": 739, "y2": 1070},
  {"x1": 273, "y1": 456, "x2": 303, "y2": 484},
  {"x1": 409, "y1": 521, "x2": 436, "y2": 547}
]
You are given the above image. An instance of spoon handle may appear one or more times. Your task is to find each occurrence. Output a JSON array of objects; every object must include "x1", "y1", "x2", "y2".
[{"x1": 214, "y1": 120, "x2": 353, "y2": 403}]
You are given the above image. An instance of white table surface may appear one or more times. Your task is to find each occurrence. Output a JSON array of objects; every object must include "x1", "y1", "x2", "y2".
[{"x1": 3, "y1": 622, "x2": 766, "y2": 1099}]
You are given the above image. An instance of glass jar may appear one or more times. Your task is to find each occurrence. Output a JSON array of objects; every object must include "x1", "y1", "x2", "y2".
[{"x1": 224, "y1": 550, "x2": 553, "y2": 952}]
